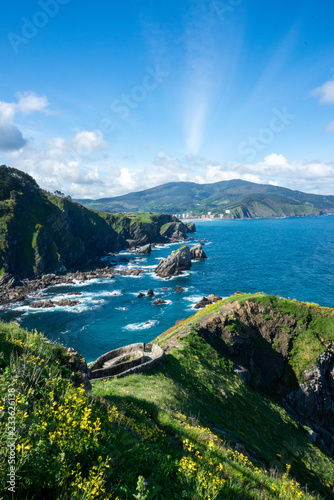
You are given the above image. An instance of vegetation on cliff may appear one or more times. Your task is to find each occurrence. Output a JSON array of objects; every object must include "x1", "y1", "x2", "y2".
[
  {"x1": 0, "y1": 166, "x2": 191, "y2": 280},
  {"x1": 75, "y1": 179, "x2": 334, "y2": 218},
  {"x1": 1, "y1": 293, "x2": 334, "y2": 498}
]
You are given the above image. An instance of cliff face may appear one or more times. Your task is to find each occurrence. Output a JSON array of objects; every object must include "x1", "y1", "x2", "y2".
[
  {"x1": 195, "y1": 295, "x2": 334, "y2": 454},
  {"x1": 0, "y1": 166, "x2": 194, "y2": 279}
]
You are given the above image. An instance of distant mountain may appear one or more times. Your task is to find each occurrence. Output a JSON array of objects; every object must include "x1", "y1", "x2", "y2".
[{"x1": 76, "y1": 179, "x2": 334, "y2": 218}]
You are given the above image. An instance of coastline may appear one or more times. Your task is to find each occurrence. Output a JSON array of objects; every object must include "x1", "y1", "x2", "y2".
[
  {"x1": 181, "y1": 212, "x2": 334, "y2": 223},
  {"x1": 0, "y1": 237, "x2": 194, "y2": 308}
]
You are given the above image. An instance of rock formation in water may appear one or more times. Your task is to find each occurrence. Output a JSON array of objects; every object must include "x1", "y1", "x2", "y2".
[
  {"x1": 155, "y1": 245, "x2": 192, "y2": 278},
  {"x1": 190, "y1": 243, "x2": 207, "y2": 259},
  {"x1": 0, "y1": 165, "x2": 196, "y2": 285}
]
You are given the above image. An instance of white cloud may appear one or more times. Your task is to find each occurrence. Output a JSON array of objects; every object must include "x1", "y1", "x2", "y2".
[
  {"x1": 0, "y1": 92, "x2": 50, "y2": 151},
  {"x1": 5, "y1": 138, "x2": 334, "y2": 199},
  {"x1": 311, "y1": 79, "x2": 334, "y2": 104},
  {"x1": 311, "y1": 77, "x2": 334, "y2": 132},
  {"x1": 195, "y1": 154, "x2": 334, "y2": 195},
  {"x1": 325, "y1": 120, "x2": 334, "y2": 133},
  {"x1": 72, "y1": 130, "x2": 107, "y2": 154},
  {"x1": 15, "y1": 92, "x2": 50, "y2": 114}
]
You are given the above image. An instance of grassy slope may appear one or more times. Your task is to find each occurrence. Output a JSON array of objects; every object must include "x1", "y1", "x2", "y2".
[
  {"x1": 1, "y1": 294, "x2": 334, "y2": 499},
  {"x1": 92, "y1": 294, "x2": 334, "y2": 499}
]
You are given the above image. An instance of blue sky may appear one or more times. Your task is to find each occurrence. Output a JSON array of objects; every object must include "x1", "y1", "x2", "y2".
[{"x1": 1, "y1": 0, "x2": 334, "y2": 198}]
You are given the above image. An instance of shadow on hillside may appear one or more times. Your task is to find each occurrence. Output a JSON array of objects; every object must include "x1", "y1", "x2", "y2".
[
  {"x1": 97, "y1": 351, "x2": 331, "y2": 499},
  {"x1": 197, "y1": 319, "x2": 300, "y2": 394}
]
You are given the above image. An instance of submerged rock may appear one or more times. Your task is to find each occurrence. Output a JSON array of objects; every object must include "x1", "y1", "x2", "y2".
[
  {"x1": 30, "y1": 300, "x2": 55, "y2": 309},
  {"x1": 56, "y1": 299, "x2": 81, "y2": 307},
  {"x1": 30, "y1": 299, "x2": 80, "y2": 308},
  {"x1": 153, "y1": 299, "x2": 167, "y2": 305},
  {"x1": 155, "y1": 245, "x2": 192, "y2": 278}
]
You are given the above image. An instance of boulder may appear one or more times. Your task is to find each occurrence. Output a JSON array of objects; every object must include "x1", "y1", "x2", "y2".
[
  {"x1": 55, "y1": 300, "x2": 81, "y2": 307},
  {"x1": 175, "y1": 285, "x2": 185, "y2": 292},
  {"x1": 155, "y1": 245, "x2": 192, "y2": 278},
  {"x1": 137, "y1": 292, "x2": 145, "y2": 298},
  {"x1": 65, "y1": 347, "x2": 91, "y2": 391},
  {"x1": 137, "y1": 244, "x2": 152, "y2": 255},
  {"x1": 194, "y1": 297, "x2": 211, "y2": 309},
  {"x1": 153, "y1": 299, "x2": 167, "y2": 305},
  {"x1": 207, "y1": 294, "x2": 222, "y2": 303},
  {"x1": 147, "y1": 289, "x2": 155, "y2": 296},
  {"x1": 190, "y1": 243, "x2": 207, "y2": 259},
  {"x1": 30, "y1": 300, "x2": 55, "y2": 309},
  {"x1": 0, "y1": 274, "x2": 17, "y2": 288}
]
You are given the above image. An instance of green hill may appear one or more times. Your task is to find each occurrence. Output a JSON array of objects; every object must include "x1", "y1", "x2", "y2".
[
  {"x1": 0, "y1": 165, "x2": 190, "y2": 280},
  {"x1": 1, "y1": 293, "x2": 334, "y2": 499},
  {"x1": 76, "y1": 179, "x2": 334, "y2": 218}
]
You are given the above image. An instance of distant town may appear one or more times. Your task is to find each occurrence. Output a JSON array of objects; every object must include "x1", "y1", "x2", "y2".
[{"x1": 174, "y1": 210, "x2": 232, "y2": 220}]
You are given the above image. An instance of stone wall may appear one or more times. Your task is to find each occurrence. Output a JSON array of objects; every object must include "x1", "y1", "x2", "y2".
[{"x1": 89, "y1": 343, "x2": 165, "y2": 381}]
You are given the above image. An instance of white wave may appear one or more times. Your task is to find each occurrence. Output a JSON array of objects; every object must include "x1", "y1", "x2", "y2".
[
  {"x1": 123, "y1": 320, "x2": 159, "y2": 331},
  {"x1": 183, "y1": 295, "x2": 203, "y2": 304},
  {"x1": 151, "y1": 273, "x2": 176, "y2": 281},
  {"x1": 116, "y1": 306, "x2": 128, "y2": 311},
  {"x1": 118, "y1": 274, "x2": 143, "y2": 279},
  {"x1": 14, "y1": 305, "x2": 31, "y2": 312},
  {"x1": 99, "y1": 290, "x2": 122, "y2": 297}
]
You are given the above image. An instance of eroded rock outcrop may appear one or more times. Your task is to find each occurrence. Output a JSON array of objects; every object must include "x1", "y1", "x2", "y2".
[
  {"x1": 185, "y1": 222, "x2": 196, "y2": 233},
  {"x1": 190, "y1": 243, "x2": 207, "y2": 259},
  {"x1": 155, "y1": 245, "x2": 192, "y2": 278},
  {"x1": 196, "y1": 298, "x2": 334, "y2": 454},
  {"x1": 286, "y1": 353, "x2": 334, "y2": 452},
  {"x1": 159, "y1": 222, "x2": 188, "y2": 242},
  {"x1": 136, "y1": 244, "x2": 152, "y2": 254},
  {"x1": 194, "y1": 294, "x2": 222, "y2": 309},
  {"x1": 64, "y1": 347, "x2": 91, "y2": 390}
]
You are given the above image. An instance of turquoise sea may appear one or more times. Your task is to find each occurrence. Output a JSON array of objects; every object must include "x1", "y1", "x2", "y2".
[{"x1": 1, "y1": 216, "x2": 334, "y2": 362}]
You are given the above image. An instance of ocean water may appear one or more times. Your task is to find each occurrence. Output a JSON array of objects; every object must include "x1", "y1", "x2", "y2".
[{"x1": 1, "y1": 216, "x2": 334, "y2": 362}]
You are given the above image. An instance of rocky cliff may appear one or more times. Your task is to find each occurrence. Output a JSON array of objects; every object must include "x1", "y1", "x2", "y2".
[
  {"x1": 0, "y1": 165, "x2": 195, "y2": 280},
  {"x1": 195, "y1": 294, "x2": 334, "y2": 453},
  {"x1": 155, "y1": 244, "x2": 192, "y2": 277}
]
